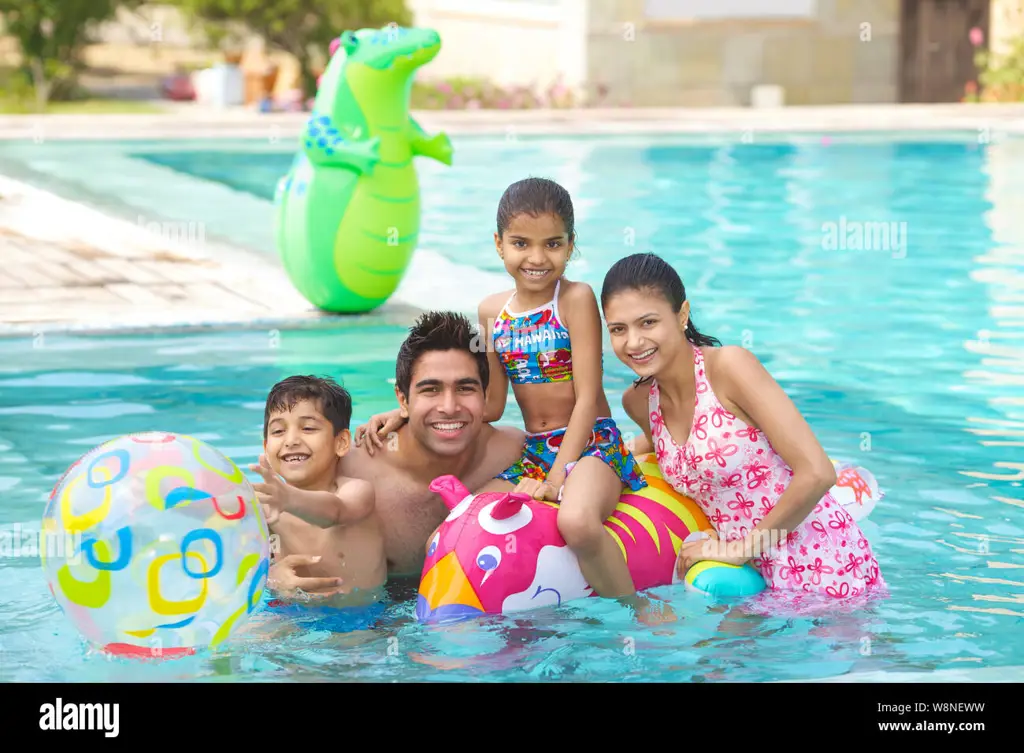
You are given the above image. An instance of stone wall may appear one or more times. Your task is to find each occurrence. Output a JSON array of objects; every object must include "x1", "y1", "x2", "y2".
[
  {"x1": 584, "y1": 0, "x2": 902, "y2": 106},
  {"x1": 2, "y1": 0, "x2": 955, "y2": 107},
  {"x1": 408, "y1": 0, "x2": 581, "y2": 92}
]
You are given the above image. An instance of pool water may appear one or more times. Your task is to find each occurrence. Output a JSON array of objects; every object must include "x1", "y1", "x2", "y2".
[{"x1": 1, "y1": 131, "x2": 1023, "y2": 682}]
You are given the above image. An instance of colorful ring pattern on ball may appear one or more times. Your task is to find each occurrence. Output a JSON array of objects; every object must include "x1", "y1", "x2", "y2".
[
  {"x1": 181, "y1": 528, "x2": 223, "y2": 579},
  {"x1": 83, "y1": 526, "x2": 132, "y2": 571},
  {"x1": 149, "y1": 552, "x2": 209, "y2": 616},
  {"x1": 87, "y1": 449, "x2": 129, "y2": 488},
  {"x1": 47, "y1": 437, "x2": 272, "y2": 653},
  {"x1": 61, "y1": 471, "x2": 112, "y2": 534},
  {"x1": 189, "y1": 436, "x2": 245, "y2": 484}
]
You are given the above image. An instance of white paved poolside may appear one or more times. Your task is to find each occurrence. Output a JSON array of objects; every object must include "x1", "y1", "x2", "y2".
[{"x1": 2, "y1": 103, "x2": 1024, "y2": 337}]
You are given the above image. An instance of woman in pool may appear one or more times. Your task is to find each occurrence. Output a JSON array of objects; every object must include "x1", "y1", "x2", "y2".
[{"x1": 600, "y1": 252, "x2": 886, "y2": 608}]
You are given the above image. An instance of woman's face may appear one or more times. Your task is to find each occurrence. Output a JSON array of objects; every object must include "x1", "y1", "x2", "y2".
[{"x1": 603, "y1": 287, "x2": 689, "y2": 378}]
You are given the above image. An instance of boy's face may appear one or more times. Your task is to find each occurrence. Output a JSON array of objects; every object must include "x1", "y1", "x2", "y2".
[{"x1": 263, "y1": 398, "x2": 349, "y2": 487}]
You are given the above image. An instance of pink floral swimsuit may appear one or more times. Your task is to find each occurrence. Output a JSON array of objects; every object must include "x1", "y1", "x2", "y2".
[{"x1": 648, "y1": 346, "x2": 886, "y2": 612}]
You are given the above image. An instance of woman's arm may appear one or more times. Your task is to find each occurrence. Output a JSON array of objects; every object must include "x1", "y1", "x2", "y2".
[
  {"x1": 543, "y1": 283, "x2": 604, "y2": 494},
  {"x1": 717, "y1": 346, "x2": 837, "y2": 556},
  {"x1": 479, "y1": 298, "x2": 510, "y2": 423},
  {"x1": 621, "y1": 383, "x2": 654, "y2": 455}
]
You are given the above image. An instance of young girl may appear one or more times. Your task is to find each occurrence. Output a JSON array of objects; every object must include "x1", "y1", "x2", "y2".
[
  {"x1": 357, "y1": 177, "x2": 649, "y2": 603},
  {"x1": 600, "y1": 252, "x2": 886, "y2": 612}
]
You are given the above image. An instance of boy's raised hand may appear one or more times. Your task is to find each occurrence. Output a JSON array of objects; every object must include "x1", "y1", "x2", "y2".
[{"x1": 250, "y1": 454, "x2": 292, "y2": 514}]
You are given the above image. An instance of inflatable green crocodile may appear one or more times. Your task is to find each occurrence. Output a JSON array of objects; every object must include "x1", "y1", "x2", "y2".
[{"x1": 273, "y1": 26, "x2": 453, "y2": 313}]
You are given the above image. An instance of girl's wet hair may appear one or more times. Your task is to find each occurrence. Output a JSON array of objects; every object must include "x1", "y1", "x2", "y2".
[
  {"x1": 496, "y1": 177, "x2": 576, "y2": 247},
  {"x1": 601, "y1": 252, "x2": 721, "y2": 352}
]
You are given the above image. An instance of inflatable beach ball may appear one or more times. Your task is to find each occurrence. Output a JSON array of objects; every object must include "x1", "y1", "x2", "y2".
[{"x1": 41, "y1": 432, "x2": 271, "y2": 658}]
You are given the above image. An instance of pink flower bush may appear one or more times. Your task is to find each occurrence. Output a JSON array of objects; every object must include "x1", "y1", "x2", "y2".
[
  {"x1": 410, "y1": 75, "x2": 585, "y2": 110},
  {"x1": 970, "y1": 27, "x2": 984, "y2": 46}
]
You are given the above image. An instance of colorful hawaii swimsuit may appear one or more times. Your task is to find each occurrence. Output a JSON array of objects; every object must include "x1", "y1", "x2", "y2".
[
  {"x1": 648, "y1": 344, "x2": 887, "y2": 612},
  {"x1": 492, "y1": 279, "x2": 646, "y2": 493}
]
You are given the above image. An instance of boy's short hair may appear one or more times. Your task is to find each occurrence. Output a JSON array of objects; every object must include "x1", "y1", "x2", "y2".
[
  {"x1": 394, "y1": 310, "x2": 489, "y2": 398},
  {"x1": 264, "y1": 375, "x2": 352, "y2": 439}
]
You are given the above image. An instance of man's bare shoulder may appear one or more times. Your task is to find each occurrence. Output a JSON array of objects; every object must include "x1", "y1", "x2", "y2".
[
  {"x1": 485, "y1": 421, "x2": 526, "y2": 444},
  {"x1": 476, "y1": 422, "x2": 525, "y2": 464},
  {"x1": 338, "y1": 445, "x2": 382, "y2": 482}
]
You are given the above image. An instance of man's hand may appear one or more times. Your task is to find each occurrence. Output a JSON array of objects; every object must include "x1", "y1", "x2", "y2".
[
  {"x1": 268, "y1": 554, "x2": 345, "y2": 599},
  {"x1": 250, "y1": 454, "x2": 292, "y2": 515}
]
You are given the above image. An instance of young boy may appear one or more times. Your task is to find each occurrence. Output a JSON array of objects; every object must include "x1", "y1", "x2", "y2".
[{"x1": 252, "y1": 375, "x2": 386, "y2": 607}]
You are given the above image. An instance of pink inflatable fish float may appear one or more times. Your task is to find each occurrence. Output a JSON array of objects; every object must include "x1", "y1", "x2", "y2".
[{"x1": 416, "y1": 453, "x2": 882, "y2": 623}]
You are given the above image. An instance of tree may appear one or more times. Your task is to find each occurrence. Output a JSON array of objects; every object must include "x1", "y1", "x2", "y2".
[
  {"x1": 0, "y1": 0, "x2": 143, "y2": 110},
  {"x1": 169, "y1": 0, "x2": 412, "y2": 97}
]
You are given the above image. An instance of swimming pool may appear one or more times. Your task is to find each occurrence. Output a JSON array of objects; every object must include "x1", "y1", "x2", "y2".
[{"x1": 1, "y1": 131, "x2": 1023, "y2": 682}]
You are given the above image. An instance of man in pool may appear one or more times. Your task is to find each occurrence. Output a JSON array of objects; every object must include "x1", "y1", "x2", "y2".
[{"x1": 267, "y1": 310, "x2": 527, "y2": 594}]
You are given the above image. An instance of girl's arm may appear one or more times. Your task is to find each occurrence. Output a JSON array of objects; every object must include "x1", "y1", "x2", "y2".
[
  {"x1": 544, "y1": 282, "x2": 605, "y2": 493},
  {"x1": 479, "y1": 297, "x2": 510, "y2": 423},
  {"x1": 716, "y1": 346, "x2": 837, "y2": 556},
  {"x1": 621, "y1": 383, "x2": 654, "y2": 455}
]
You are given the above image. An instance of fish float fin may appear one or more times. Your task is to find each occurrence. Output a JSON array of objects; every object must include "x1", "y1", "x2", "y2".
[
  {"x1": 429, "y1": 475, "x2": 471, "y2": 510},
  {"x1": 408, "y1": 115, "x2": 453, "y2": 166},
  {"x1": 491, "y1": 492, "x2": 530, "y2": 520}
]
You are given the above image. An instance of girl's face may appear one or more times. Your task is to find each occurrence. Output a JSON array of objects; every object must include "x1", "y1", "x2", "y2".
[
  {"x1": 604, "y1": 287, "x2": 689, "y2": 378},
  {"x1": 494, "y1": 212, "x2": 572, "y2": 293}
]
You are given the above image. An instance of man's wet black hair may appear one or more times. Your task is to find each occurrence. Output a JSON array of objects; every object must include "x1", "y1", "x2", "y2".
[{"x1": 395, "y1": 310, "x2": 489, "y2": 397}]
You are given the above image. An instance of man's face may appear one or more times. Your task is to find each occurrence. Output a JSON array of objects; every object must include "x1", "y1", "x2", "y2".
[{"x1": 397, "y1": 349, "x2": 486, "y2": 457}]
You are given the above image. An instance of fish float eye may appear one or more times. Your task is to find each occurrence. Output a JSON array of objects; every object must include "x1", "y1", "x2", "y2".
[
  {"x1": 477, "y1": 545, "x2": 501, "y2": 572},
  {"x1": 427, "y1": 532, "x2": 440, "y2": 558}
]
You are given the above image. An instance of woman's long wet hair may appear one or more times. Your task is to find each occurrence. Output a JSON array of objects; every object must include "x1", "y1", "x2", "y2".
[{"x1": 600, "y1": 252, "x2": 720, "y2": 384}]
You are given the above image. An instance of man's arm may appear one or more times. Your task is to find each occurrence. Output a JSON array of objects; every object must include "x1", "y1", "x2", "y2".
[
  {"x1": 283, "y1": 479, "x2": 375, "y2": 528},
  {"x1": 471, "y1": 423, "x2": 525, "y2": 488}
]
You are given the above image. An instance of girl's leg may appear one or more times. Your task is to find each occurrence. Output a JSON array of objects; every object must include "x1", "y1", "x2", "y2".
[{"x1": 557, "y1": 456, "x2": 636, "y2": 598}]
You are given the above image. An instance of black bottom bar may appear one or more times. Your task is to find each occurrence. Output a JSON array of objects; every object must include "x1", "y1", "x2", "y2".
[{"x1": 3, "y1": 681, "x2": 1011, "y2": 742}]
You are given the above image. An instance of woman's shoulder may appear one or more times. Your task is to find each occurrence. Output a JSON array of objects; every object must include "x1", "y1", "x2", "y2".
[
  {"x1": 703, "y1": 345, "x2": 766, "y2": 385},
  {"x1": 621, "y1": 376, "x2": 654, "y2": 412}
]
